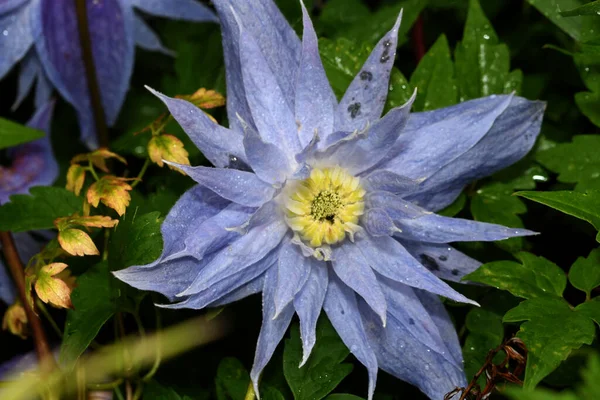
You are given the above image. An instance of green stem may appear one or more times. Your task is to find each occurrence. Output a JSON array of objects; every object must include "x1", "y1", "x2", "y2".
[
  {"x1": 74, "y1": 0, "x2": 109, "y2": 147},
  {"x1": 87, "y1": 161, "x2": 100, "y2": 181},
  {"x1": 87, "y1": 378, "x2": 124, "y2": 391},
  {"x1": 131, "y1": 159, "x2": 151, "y2": 189},
  {"x1": 142, "y1": 308, "x2": 163, "y2": 382},
  {"x1": 114, "y1": 387, "x2": 125, "y2": 400},
  {"x1": 244, "y1": 383, "x2": 256, "y2": 400},
  {"x1": 36, "y1": 300, "x2": 63, "y2": 338}
]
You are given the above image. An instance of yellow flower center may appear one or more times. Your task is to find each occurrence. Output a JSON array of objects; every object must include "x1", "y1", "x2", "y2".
[{"x1": 284, "y1": 166, "x2": 365, "y2": 248}]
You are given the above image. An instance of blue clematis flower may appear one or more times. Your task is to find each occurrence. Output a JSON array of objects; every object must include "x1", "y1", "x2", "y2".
[
  {"x1": 0, "y1": 0, "x2": 217, "y2": 148},
  {"x1": 114, "y1": 1, "x2": 545, "y2": 398}
]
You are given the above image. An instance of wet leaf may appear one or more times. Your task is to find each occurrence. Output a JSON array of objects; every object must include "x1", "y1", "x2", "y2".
[
  {"x1": 35, "y1": 263, "x2": 73, "y2": 309},
  {"x1": 57, "y1": 228, "x2": 99, "y2": 257},
  {"x1": 66, "y1": 164, "x2": 86, "y2": 196},
  {"x1": 87, "y1": 176, "x2": 133, "y2": 216},
  {"x1": 0, "y1": 117, "x2": 44, "y2": 150},
  {"x1": 569, "y1": 248, "x2": 600, "y2": 298}
]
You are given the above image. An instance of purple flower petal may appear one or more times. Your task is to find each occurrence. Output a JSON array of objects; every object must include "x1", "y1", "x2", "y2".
[
  {"x1": 273, "y1": 239, "x2": 311, "y2": 318},
  {"x1": 332, "y1": 243, "x2": 387, "y2": 327},
  {"x1": 243, "y1": 123, "x2": 293, "y2": 184},
  {"x1": 132, "y1": 14, "x2": 174, "y2": 56},
  {"x1": 0, "y1": 0, "x2": 27, "y2": 14},
  {"x1": 361, "y1": 170, "x2": 420, "y2": 196},
  {"x1": 363, "y1": 208, "x2": 398, "y2": 237},
  {"x1": 130, "y1": 0, "x2": 217, "y2": 22},
  {"x1": 335, "y1": 11, "x2": 402, "y2": 133},
  {"x1": 11, "y1": 49, "x2": 37, "y2": 110},
  {"x1": 0, "y1": 3, "x2": 33, "y2": 80},
  {"x1": 324, "y1": 273, "x2": 378, "y2": 400},
  {"x1": 34, "y1": 0, "x2": 135, "y2": 148},
  {"x1": 366, "y1": 191, "x2": 429, "y2": 220},
  {"x1": 295, "y1": 1, "x2": 337, "y2": 148},
  {"x1": 293, "y1": 260, "x2": 328, "y2": 366},
  {"x1": 208, "y1": 273, "x2": 265, "y2": 307},
  {"x1": 250, "y1": 265, "x2": 295, "y2": 396}
]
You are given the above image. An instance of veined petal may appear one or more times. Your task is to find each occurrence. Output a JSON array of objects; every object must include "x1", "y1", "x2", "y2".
[
  {"x1": 243, "y1": 124, "x2": 293, "y2": 184},
  {"x1": 366, "y1": 191, "x2": 429, "y2": 220},
  {"x1": 401, "y1": 240, "x2": 481, "y2": 283},
  {"x1": 178, "y1": 217, "x2": 288, "y2": 296},
  {"x1": 363, "y1": 208, "x2": 398, "y2": 237},
  {"x1": 132, "y1": 14, "x2": 174, "y2": 55},
  {"x1": 238, "y1": 22, "x2": 301, "y2": 155},
  {"x1": 0, "y1": 3, "x2": 34, "y2": 80},
  {"x1": 332, "y1": 243, "x2": 387, "y2": 327},
  {"x1": 394, "y1": 213, "x2": 536, "y2": 243},
  {"x1": 324, "y1": 273, "x2": 378, "y2": 400},
  {"x1": 148, "y1": 87, "x2": 246, "y2": 168},
  {"x1": 12, "y1": 49, "x2": 37, "y2": 110},
  {"x1": 359, "y1": 300, "x2": 467, "y2": 400},
  {"x1": 335, "y1": 11, "x2": 402, "y2": 133},
  {"x1": 407, "y1": 97, "x2": 546, "y2": 211},
  {"x1": 212, "y1": 0, "x2": 301, "y2": 133},
  {"x1": 209, "y1": 273, "x2": 265, "y2": 307},
  {"x1": 172, "y1": 165, "x2": 276, "y2": 208},
  {"x1": 358, "y1": 235, "x2": 477, "y2": 305},
  {"x1": 250, "y1": 266, "x2": 295, "y2": 397},
  {"x1": 0, "y1": 0, "x2": 27, "y2": 14},
  {"x1": 295, "y1": 1, "x2": 337, "y2": 148},
  {"x1": 130, "y1": 0, "x2": 217, "y2": 22},
  {"x1": 273, "y1": 239, "x2": 311, "y2": 318},
  {"x1": 33, "y1": 65, "x2": 52, "y2": 110},
  {"x1": 34, "y1": 0, "x2": 135, "y2": 148},
  {"x1": 293, "y1": 259, "x2": 328, "y2": 367},
  {"x1": 362, "y1": 170, "x2": 420, "y2": 196}
]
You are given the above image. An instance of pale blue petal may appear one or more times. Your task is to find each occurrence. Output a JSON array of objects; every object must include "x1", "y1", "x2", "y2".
[
  {"x1": 172, "y1": 165, "x2": 276, "y2": 207},
  {"x1": 366, "y1": 191, "x2": 429, "y2": 220},
  {"x1": 238, "y1": 24, "x2": 301, "y2": 156},
  {"x1": 131, "y1": 0, "x2": 217, "y2": 22},
  {"x1": 335, "y1": 11, "x2": 402, "y2": 133},
  {"x1": 11, "y1": 49, "x2": 37, "y2": 110},
  {"x1": 414, "y1": 289, "x2": 464, "y2": 366},
  {"x1": 361, "y1": 170, "x2": 419, "y2": 196},
  {"x1": 133, "y1": 14, "x2": 174, "y2": 56},
  {"x1": 363, "y1": 208, "x2": 397, "y2": 237},
  {"x1": 332, "y1": 243, "x2": 387, "y2": 326},
  {"x1": 295, "y1": 1, "x2": 336, "y2": 148},
  {"x1": 243, "y1": 124, "x2": 292, "y2": 184},
  {"x1": 0, "y1": 261, "x2": 14, "y2": 304},
  {"x1": 251, "y1": 266, "x2": 295, "y2": 396},
  {"x1": 34, "y1": 67, "x2": 52, "y2": 110},
  {"x1": 293, "y1": 259, "x2": 328, "y2": 366},
  {"x1": 178, "y1": 217, "x2": 288, "y2": 296},
  {"x1": 148, "y1": 87, "x2": 246, "y2": 168},
  {"x1": 0, "y1": 3, "x2": 34, "y2": 80},
  {"x1": 208, "y1": 273, "x2": 265, "y2": 307},
  {"x1": 357, "y1": 235, "x2": 476, "y2": 305},
  {"x1": 324, "y1": 273, "x2": 378, "y2": 400},
  {"x1": 407, "y1": 97, "x2": 546, "y2": 211},
  {"x1": 212, "y1": 0, "x2": 301, "y2": 133},
  {"x1": 401, "y1": 241, "x2": 481, "y2": 283},
  {"x1": 0, "y1": 0, "x2": 27, "y2": 14},
  {"x1": 394, "y1": 213, "x2": 536, "y2": 243},
  {"x1": 273, "y1": 239, "x2": 311, "y2": 318},
  {"x1": 359, "y1": 300, "x2": 467, "y2": 400}
]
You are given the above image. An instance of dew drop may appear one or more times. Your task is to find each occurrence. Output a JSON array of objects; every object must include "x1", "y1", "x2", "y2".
[{"x1": 2, "y1": 30, "x2": 8, "y2": 37}]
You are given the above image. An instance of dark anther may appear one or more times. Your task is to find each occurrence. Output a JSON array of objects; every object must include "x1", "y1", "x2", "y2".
[
  {"x1": 347, "y1": 102, "x2": 361, "y2": 119},
  {"x1": 419, "y1": 254, "x2": 440, "y2": 271}
]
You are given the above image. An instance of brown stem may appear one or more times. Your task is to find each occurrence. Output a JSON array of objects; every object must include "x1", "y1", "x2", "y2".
[
  {"x1": 0, "y1": 231, "x2": 55, "y2": 373},
  {"x1": 74, "y1": 0, "x2": 109, "y2": 148},
  {"x1": 412, "y1": 15, "x2": 426, "y2": 63}
]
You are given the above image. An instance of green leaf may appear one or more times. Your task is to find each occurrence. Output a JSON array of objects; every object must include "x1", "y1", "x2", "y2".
[
  {"x1": 325, "y1": 395, "x2": 364, "y2": 400},
  {"x1": 504, "y1": 297, "x2": 596, "y2": 389},
  {"x1": 573, "y1": 43, "x2": 600, "y2": 93},
  {"x1": 0, "y1": 117, "x2": 45, "y2": 150},
  {"x1": 215, "y1": 357, "x2": 250, "y2": 400},
  {"x1": 455, "y1": 0, "x2": 521, "y2": 100},
  {"x1": 561, "y1": 0, "x2": 600, "y2": 17},
  {"x1": 462, "y1": 308, "x2": 504, "y2": 380},
  {"x1": 437, "y1": 192, "x2": 466, "y2": 217},
  {"x1": 383, "y1": 68, "x2": 414, "y2": 114},
  {"x1": 525, "y1": 0, "x2": 600, "y2": 42},
  {"x1": 464, "y1": 252, "x2": 567, "y2": 299},
  {"x1": 504, "y1": 387, "x2": 580, "y2": 400},
  {"x1": 60, "y1": 262, "x2": 118, "y2": 367},
  {"x1": 283, "y1": 318, "x2": 353, "y2": 400},
  {"x1": 144, "y1": 380, "x2": 190, "y2": 400},
  {"x1": 569, "y1": 248, "x2": 600, "y2": 297},
  {"x1": 516, "y1": 190, "x2": 600, "y2": 242},
  {"x1": 575, "y1": 91, "x2": 600, "y2": 128},
  {"x1": 579, "y1": 353, "x2": 600, "y2": 398},
  {"x1": 536, "y1": 135, "x2": 600, "y2": 191},
  {"x1": 0, "y1": 187, "x2": 82, "y2": 232},
  {"x1": 575, "y1": 297, "x2": 600, "y2": 327},
  {"x1": 108, "y1": 211, "x2": 163, "y2": 272},
  {"x1": 409, "y1": 34, "x2": 458, "y2": 112}
]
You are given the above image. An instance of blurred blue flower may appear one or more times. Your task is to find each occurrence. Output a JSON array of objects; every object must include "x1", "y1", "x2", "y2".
[
  {"x1": 114, "y1": 0, "x2": 545, "y2": 398},
  {"x1": 0, "y1": 0, "x2": 217, "y2": 148}
]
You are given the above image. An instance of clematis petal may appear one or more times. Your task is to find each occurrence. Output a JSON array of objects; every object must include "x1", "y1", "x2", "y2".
[
  {"x1": 250, "y1": 266, "x2": 295, "y2": 396},
  {"x1": 325, "y1": 91, "x2": 416, "y2": 174},
  {"x1": 401, "y1": 240, "x2": 482, "y2": 283},
  {"x1": 208, "y1": 273, "x2": 266, "y2": 307},
  {"x1": 363, "y1": 208, "x2": 398, "y2": 237},
  {"x1": 414, "y1": 289, "x2": 464, "y2": 366},
  {"x1": 293, "y1": 259, "x2": 328, "y2": 367},
  {"x1": 359, "y1": 300, "x2": 467, "y2": 400},
  {"x1": 366, "y1": 191, "x2": 429, "y2": 220},
  {"x1": 362, "y1": 170, "x2": 420, "y2": 196},
  {"x1": 358, "y1": 235, "x2": 477, "y2": 305},
  {"x1": 130, "y1": 0, "x2": 217, "y2": 22},
  {"x1": 148, "y1": 87, "x2": 246, "y2": 168},
  {"x1": 381, "y1": 95, "x2": 514, "y2": 181},
  {"x1": 33, "y1": 0, "x2": 135, "y2": 148},
  {"x1": 324, "y1": 273, "x2": 378, "y2": 400},
  {"x1": 332, "y1": 243, "x2": 387, "y2": 327},
  {"x1": 0, "y1": 260, "x2": 14, "y2": 305},
  {"x1": 335, "y1": 11, "x2": 402, "y2": 133},
  {"x1": 243, "y1": 124, "x2": 293, "y2": 184},
  {"x1": 0, "y1": 0, "x2": 27, "y2": 14},
  {"x1": 132, "y1": 14, "x2": 174, "y2": 56},
  {"x1": 295, "y1": 1, "x2": 337, "y2": 148},
  {"x1": 273, "y1": 239, "x2": 311, "y2": 318},
  {"x1": 12, "y1": 49, "x2": 37, "y2": 110},
  {"x1": 171, "y1": 165, "x2": 276, "y2": 208},
  {"x1": 394, "y1": 213, "x2": 536, "y2": 243},
  {"x1": 33, "y1": 65, "x2": 52, "y2": 110},
  {"x1": 238, "y1": 22, "x2": 301, "y2": 156},
  {"x1": 0, "y1": 3, "x2": 34, "y2": 80},
  {"x1": 407, "y1": 97, "x2": 546, "y2": 210},
  {"x1": 178, "y1": 216, "x2": 288, "y2": 296},
  {"x1": 212, "y1": 0, "x2": 301, "y2": 133}
]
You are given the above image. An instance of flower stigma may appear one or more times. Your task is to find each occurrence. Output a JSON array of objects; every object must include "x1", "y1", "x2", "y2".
[{"x1": 284, "y1": 166, "x2": 365, "y2": 253}]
